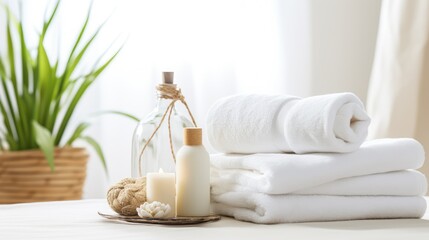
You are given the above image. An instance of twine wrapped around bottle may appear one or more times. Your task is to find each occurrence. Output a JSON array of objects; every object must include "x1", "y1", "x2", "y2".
[{"x1": 138, "y1": 83, "x2": 198, "y2": 176}]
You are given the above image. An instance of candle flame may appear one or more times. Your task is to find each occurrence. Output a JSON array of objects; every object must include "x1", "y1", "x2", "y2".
[{"x1": 159, "y1": 168, "x2": 164, "y2": 173}]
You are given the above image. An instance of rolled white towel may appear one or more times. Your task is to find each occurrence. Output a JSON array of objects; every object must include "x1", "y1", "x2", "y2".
[
  {"x1": 212, "y1": 170, "x2": 427, "y2": 196},
  {"x1": 207, "y1": 92, "x2": 370, "y2": 154},
  {"x1": 211, "y1": 193, "x2": 427, "y2": 223},
  {"x1": 210, "y1": 138, "x2": 425, "y2": 194}
]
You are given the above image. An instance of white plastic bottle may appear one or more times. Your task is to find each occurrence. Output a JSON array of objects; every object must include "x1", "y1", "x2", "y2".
[{"x1": 176, "y1": 127, "x2": 210, "y2": 217}]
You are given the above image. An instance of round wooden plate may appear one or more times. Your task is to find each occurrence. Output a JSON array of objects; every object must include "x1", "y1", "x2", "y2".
[{"x1": 98, "y1": 211, "x2": 221, "y2": 225}]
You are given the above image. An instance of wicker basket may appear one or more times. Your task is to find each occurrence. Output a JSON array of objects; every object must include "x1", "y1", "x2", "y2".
[{"x1": 0, "y1": 147, "x2": 88, "y2": 204}]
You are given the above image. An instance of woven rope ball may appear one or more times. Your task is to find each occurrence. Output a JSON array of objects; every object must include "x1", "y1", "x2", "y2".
[{"x1": 107, "y1": 177, "x2": 147, "y2": 216}]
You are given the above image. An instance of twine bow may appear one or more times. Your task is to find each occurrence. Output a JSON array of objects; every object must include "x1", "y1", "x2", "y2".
[{"x1": 138, "y1": 84, "x2": 197, "y2": 176}]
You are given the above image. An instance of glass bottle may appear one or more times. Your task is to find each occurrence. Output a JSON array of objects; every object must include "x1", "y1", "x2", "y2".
[{"x1": 131, "y1": 72, "x2": 194, "y2": 177}]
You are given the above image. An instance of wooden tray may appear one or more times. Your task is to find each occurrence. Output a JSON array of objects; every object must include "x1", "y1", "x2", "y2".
[{"x1": 98, "y1": 212, "x2": 221, "y2": 225}]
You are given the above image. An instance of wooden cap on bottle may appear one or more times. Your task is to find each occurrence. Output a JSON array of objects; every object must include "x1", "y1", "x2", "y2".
[
  {"x1": 183, "y1": 128, "x2": 202, "y2": 145},
  {"x1": 163, "y1": 72, "x2": 174, "y2": 84}
]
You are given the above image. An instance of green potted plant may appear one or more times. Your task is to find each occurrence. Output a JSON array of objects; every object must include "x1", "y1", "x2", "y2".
[{"x1": 0, "y1": 1, "x2": 135, "y2": 203}]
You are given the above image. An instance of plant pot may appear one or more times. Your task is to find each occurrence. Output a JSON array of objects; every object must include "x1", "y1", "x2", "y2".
[{"x1": 0, "y1": 147, "x2": 88, "y2": 204}]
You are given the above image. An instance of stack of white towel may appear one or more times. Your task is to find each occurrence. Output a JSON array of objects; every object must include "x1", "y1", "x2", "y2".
[{"x1": 207, "y1": 93, "x2": 427, "y2": 223}]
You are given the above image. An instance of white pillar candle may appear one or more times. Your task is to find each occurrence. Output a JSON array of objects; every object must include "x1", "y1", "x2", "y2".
[{"x1": 146, "y1": 168, "x2": 176, "y2": 218}]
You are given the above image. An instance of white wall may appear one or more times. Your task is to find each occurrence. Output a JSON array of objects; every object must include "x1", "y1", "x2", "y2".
[
  {"x1": 277, "y1": 0, "x2": 382, "y2": 100},
  {"x1": 310, "y1": 0, "x2": 381, "y2": 101},
  {"x1": 0, "y1": 0, "x2": 382, "y2": 198}
]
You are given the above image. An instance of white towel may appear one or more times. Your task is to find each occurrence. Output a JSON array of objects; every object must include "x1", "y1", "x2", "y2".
[
  {"x1": 211, "y1": 193, "x2": 427, "y2": 223},
  {"x1": 207, "y1": 92, "x2": 370, "y2": 154},
  {"x1": 210, "y1": 138, "x2": 425, "y2": 194},
  {"x1": 212, "y1": 170, "x2": 428, "y2": 196}
]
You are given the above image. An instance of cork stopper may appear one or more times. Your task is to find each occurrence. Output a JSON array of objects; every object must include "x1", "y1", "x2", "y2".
[
  {"x1": 183, "y1": 128, "x2": 202, "y2": 146},
  {"x1": 163, "y1": 72, "x2": 174, "y2": 84}
]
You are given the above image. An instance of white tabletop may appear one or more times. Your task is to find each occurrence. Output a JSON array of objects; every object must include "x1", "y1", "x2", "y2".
[{"x1": 1, "y1": 199, "x2": 429, "y2": 240}]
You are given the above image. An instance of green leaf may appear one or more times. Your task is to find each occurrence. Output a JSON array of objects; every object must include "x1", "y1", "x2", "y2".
[
  {"x1": 32, "y1": 121, "x2": 55, "y2": 171},
  {"x1": 0, "y1": 57, "x2": 6, "y2": 79},
  {"x1": 0, "y1": 95, "x2": 16, "y2": 146},
  {"x1": 18, "y1": 3, "x2": 31, "y2": 91},
  {"x1": 79, "y1": 136, "x2": 108, "y2": 174},
  {"x1": 54, "y1": 78, "x2": 92, "y2": 145},
  {"x1": 62, "y1": 5, "x2": 92, "y2": 81},
  {"x1": 49, "y1": 5, "x2": 91, "y2": 125},
  {"x1": 0, "y1": 129, "x2": 4, "y2": 151},
  {"x1": 5, "y1": 132, "x2": 17, "y2": 150},
  {"x1": 17, "y1": 17, "x2": 35, "y2": 140},
  {"x1": 63, "y1": 22, "x2": 105, "y2": 82},
  {"x1": 65, "y1": 122, "x2": 90, "y2": 145},
  {"x1": 54, "y1": 46, "x2": 122, "y2": 145},
  {"x1": 0, "y1": 73, "x2": 28, "y2": 150},
  {"x1": 5, "y1": 14, "x2": 28, "y2": 148},
  {"x1": 7, "y1": 15, "x2": 32, "y2": 148},
  {"x1": 42, "y1": 0, "x2": 60, "y2": 37},
  {"x1": 6, "y1": 13, "x2": 17, "y2": 85},
  {"x1": 34, "y1": 38, "x2": 53, "y2": 126},
  {"x1": 93, "y1": 110, "x2": 140, "y2": 122},
  {"x1": 63, "y1": 110, "x2": 138, "y2": 146},
  {"x1": 90, "y1": 44, "x2": 123, "y2": 78}
]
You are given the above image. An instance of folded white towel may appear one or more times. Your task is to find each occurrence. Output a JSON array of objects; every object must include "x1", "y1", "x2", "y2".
[
  {"x1": 211, "y1": 193, "x2": 427, "y2": 223},
  {"x1": 210, "y1": 138, "x2": 425, "y2": 194},
  {"x1": 207, "y1": 92, "x2": 370, "y2": 154},
  {"x1": 212, "y1": 170, "x2": 427, "y2": 196}
]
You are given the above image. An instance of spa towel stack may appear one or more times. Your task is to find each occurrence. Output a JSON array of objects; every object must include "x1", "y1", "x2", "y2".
[{"x1": 207, "y1": 93, "x2": 427, "y2": 223}]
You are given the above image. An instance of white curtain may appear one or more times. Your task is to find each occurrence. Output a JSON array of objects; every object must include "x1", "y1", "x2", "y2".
[
  {"x1": 1, "y1": 0, "x2": 382, "y2": 198},
  {"x1": 367, "y1": 0, "x2": 429, "y2": 177}
]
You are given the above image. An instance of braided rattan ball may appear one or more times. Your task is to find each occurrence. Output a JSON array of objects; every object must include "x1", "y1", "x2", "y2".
[{"x1": 107, "y1": 177, "x2": 146, "y2": 216}]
